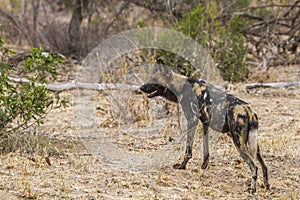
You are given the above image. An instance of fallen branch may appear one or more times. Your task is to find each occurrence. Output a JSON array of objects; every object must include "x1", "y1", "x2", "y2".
[
  {"x1": 243, "y1": 2, "x2": 300, "y2": 10},
  {"x1": 7, "y1": 76, "x2": 140, "y2": 92},
  {"x1": 246, "y1": 81, "x2": 300, "y2": 90},
  {"x1": 8, "y1": 75, "x2": 300, "y2": 92}
]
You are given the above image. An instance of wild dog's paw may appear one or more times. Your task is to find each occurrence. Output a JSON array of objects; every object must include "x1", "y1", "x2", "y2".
[
  {"x1": 264, "y1": 183, "x2": 270, "y2": 190},
  {"x1": 201, "y1": 157, "x2": 209, "y2": 169},
  {"x1": 259, "y1": 181, "x2": 270, "y2": 191},
  {"x1": 173, "y1": 163, "x2": 187, "y2": 170},
  {"x1": 201, "y1": 162, "x2": 209, "y2": 169},
  {"x1": 246, "y1": 186, "x2": 256, "y2": 194}
]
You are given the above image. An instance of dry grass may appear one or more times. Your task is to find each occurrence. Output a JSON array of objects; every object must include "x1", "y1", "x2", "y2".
[{"x1": 0, "y1": 65, "x2": 299, "y2": 199}]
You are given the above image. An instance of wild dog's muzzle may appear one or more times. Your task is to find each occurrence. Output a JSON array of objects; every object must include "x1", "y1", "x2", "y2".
[
  {"x1": 140, "y1": 83, "x2": 178, "y2": 102},
  {"x1": 140, "y1": 83, "x2": 161, "y2": 98}
]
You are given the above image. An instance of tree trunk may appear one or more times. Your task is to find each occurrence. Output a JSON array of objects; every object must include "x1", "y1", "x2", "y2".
[
  {"x1": 68, "y1": 0, "x2": 85, "y2": 57},
  {"x1": 31, "y1": 0, "x2": 40, "y2": 47}
]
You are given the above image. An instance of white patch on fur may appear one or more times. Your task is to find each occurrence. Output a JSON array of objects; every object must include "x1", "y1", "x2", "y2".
[
  {"x1": 249, "y1": 129, "x2": 258, "y2": 160},
  {"x1": 191, "y1": 102, "x2": 198, "y2": 115},
  {"x1": 203, "y1": 91, "x2": 207, "y2": 100}
]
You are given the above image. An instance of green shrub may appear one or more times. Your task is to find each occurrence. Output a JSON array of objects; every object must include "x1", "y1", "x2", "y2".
[
  {"x1": 152, "y1": 1, "x2": 249, "y2": 82},
  {"x1": 0, "y1": 38, "x2": 68, "y2": 152}
]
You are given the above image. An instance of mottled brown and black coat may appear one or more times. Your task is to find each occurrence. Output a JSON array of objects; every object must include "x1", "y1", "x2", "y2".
[{"x1": 140, "y1": 64, "x2": 269, "y2": 193}]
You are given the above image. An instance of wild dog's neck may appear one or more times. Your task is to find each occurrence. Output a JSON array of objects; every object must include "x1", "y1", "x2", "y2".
[
  {"x1": 172, "y1": 73, "x2": 188, "y2": 82},
  {"x1": 168, "y1": 73, "x2": 189, "y2": 99}
]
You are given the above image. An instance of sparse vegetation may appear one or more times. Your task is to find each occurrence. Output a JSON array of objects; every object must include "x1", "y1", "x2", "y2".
[
  {"x1": 0, "y1": 0, "x2": 299, "y2": 199},
  {"x1": 0, "y1": 39, "x2": 68, "y2": 152},
  {"x1": 146, "y1": 1, "x2": 249, "y2": 81},
  {"x1": 178, "y1": 1, "x2": 249, "y2": 82}
]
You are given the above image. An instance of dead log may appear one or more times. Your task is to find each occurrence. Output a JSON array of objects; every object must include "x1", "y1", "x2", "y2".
[
  {"x1": 246, "y1": 81, "x2": 300, "y2": 90},
  {"x1": 7, "y1": 75, "x2": 299, "y2": 92},
  {"x1": 7, "y1": 75, "x2": 139, "y2": 92}
]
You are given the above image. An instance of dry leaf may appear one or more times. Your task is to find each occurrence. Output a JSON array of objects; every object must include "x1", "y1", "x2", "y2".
[{"x1": 45, "y1": 157, "x2": 51, "y2": 166}]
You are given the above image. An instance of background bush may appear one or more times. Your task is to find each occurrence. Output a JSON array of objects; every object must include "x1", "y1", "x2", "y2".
[
  {"x1": 152, "y1": 1, "x2": 250, "y2": 82},
  {"x1": 0, "y1": 38, "x2": 68, "y2": 152}
]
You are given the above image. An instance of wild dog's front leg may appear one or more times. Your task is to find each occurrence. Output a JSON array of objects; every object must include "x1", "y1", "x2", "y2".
[
  {"x1": 173, "y1": 121, "x2": 197, "y2": 169},
  {"x1": 173, "y1": 88, "x2": 201, "y2": 170},
  {"x1": 201, "y1": 124, "x2": 209, "y2": 169}
]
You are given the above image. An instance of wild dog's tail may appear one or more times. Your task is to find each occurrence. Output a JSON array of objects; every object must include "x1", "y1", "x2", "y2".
[
  {"x1": 248, "y1": 128, "x2": 258, "y2": 160},
  {"x1": 248, "y1": 112, "x2": 258, "y2": 160}
]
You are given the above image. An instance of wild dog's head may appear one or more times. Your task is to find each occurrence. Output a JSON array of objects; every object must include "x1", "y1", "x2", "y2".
[
  {"x1": 140, "y1": 64, "x2": 205, "y2": 123},
  {"x1": 140, "y1": 62, "x2": 180, "y2": 103},
  {"x1": 140, "y1": 83, "x2": 178, "y2": 103}
]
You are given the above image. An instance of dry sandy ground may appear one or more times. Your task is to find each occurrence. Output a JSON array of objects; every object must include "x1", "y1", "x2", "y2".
[{"x1": 0, "y1": 66, "x2": 299, "y2": 199}]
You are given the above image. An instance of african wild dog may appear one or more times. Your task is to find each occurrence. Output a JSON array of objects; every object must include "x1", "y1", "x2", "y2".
[{"x1": 140, "y1": 63, "x2": 269, "y2": 193}]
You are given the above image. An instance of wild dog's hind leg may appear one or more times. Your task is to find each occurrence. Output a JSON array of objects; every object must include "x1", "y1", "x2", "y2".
[
  {"x1": 239, "y1": 142, "x2": 258, "y2": 193},
  {"x1": 257, "y1": 145, "x2": 270, "y2": 190},
  {"x1": 229, "y1": 105, "x2": 258, "y2": 193},
  {"x1": 231, "y1": 129, "x2": 258, "y2": 193}
]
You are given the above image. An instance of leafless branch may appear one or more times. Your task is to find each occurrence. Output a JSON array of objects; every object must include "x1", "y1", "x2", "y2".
[
  {"x1": 7, "y1": 75, "x2": 139, "y2": 92},
  {"x1": 246, "y1": 81, "x2": 300, "y2": 90},
  {"x1": 243, "y1": 3, "x2": 300, "y2": 10}
]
